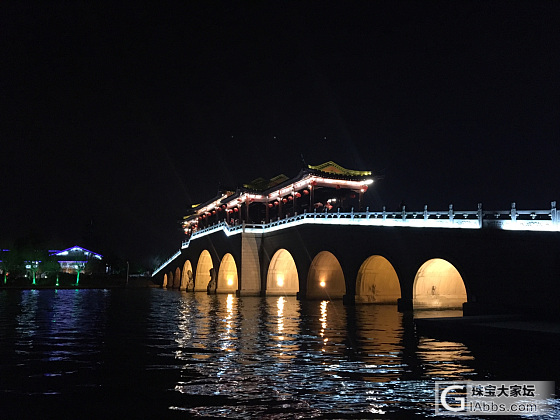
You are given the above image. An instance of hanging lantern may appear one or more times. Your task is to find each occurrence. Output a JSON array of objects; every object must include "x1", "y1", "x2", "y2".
[
  {"x1": 282, "y1": 198, "x2": 288, "y2": 204},
  {"x1": 212, "y1": 210, "x2": 216, "y2": 215},
  {"x1": 288, "y1": 196, "x2": 293, "y2": 201},
  {"x1": 222, "y1": 205, "x2": 226, "y2": 209},
  {"x1": 274, "y1": 201, "x2": 279, "y2": 206},
  {"x1": 234, "y1": 207, "x2": 239, "y2": 212},
  {"x1": 361, "y1": 185, "x2": 368, "y2": 192},
  {"x1": 303, "y1": 189, "x2": 309, "y2": 195},
  {"x1": 295, "y1": 192, "x2": 301, "y2": 198},
  {"x1": 268, "y1": 203, "x2": 274, "y2": 208}
]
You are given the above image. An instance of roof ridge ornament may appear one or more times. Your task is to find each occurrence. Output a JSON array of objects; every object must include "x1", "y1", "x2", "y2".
[{"x1": 307, "y1": 161, "x2": 372, "y2": 176}]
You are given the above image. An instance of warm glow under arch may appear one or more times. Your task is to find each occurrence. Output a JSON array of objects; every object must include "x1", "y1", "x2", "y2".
[
  {"x1": 195, "y1": 250, "x2": 214, "y2": 292},
  {"x1": 181, "y1": 260, "x2": 193, "y2": 289},
  {"x1": 413, "y1": 258, "x2": 467, "y2": 309},
  {"x1": 266, "y1": 249, "x2": 299, "y2": 295},
  {"x1": 217, "y1": 253, "x2": 238, "y2": 293},
  {"x1": 306, "y1": 251, "x2": 346, "y2": 300},
  {"x1": 173, "y1": 267, "x2": 181, "y2": 288},
  {"x1": 355, "y1": 255, "x2": 401, "y2": 304}
]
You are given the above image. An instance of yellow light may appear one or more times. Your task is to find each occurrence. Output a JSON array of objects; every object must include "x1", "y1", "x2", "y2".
[
  {"x1": 320, "y1": 281, "x2": 326, "y2": 287},
  {"x1": 227, "y1": 277, "x2": 233, "y2": 286},
  {"x1": 277, "y1": 275, "x2": 284, "y2": 287}
]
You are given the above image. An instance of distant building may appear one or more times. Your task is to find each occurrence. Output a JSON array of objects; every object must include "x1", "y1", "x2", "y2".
[
  {"x1": 49, "y1": 246, "x2": 103, "y2": 274},
  {"x1": 182, "y1": 160, "x2": 378, "y2": 236}
]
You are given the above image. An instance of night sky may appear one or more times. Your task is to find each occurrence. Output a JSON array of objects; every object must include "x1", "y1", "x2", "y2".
[{"x1": 2, "y1": 1, "x2": 559, "y2": 268}]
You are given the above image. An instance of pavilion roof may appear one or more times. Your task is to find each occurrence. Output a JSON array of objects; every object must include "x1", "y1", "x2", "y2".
[{"x1": 183, "y1": 161, "x2": 375, "y2": 221}]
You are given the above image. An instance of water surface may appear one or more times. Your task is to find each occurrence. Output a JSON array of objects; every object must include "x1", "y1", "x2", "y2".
[{"x1": 0, "y1": 289, "x2": 557, "y2": 418}]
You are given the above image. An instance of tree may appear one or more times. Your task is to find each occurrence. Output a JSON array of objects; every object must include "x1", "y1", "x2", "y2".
[
  {"x1": 38, "y1": 256, "x2": 61, "y2": 279},
  {"x1": 0, "y1": 249, "x2": 24, "y2": 284}
]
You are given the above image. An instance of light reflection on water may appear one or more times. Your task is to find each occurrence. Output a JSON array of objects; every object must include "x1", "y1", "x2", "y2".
[
  {"x1": 168, "y1": 293, "x2": 477, "y2": 418},
  {"x1": 0, "y1": 289, "x2": 558, "y2": 419}
]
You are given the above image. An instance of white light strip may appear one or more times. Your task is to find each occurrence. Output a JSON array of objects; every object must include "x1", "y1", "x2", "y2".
[
  {"x1": 152, "y1": 250, "x2": 182, "y2": 276},
  {"x1": 499, "y1": 220, "x2": 559, "y2": 232}
]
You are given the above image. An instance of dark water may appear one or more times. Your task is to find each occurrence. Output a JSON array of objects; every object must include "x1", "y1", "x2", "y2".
[{"x1": 0, "y1": 289, "x2": 558, "y2": 419}]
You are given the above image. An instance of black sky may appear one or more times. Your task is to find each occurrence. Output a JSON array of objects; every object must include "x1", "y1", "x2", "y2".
[{"x1": 2, "y1": 1, "x2": 559, "y2": 267}]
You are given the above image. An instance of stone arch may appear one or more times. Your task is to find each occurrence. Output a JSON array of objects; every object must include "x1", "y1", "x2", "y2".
[
  {"x1": 266, "y1": 249, "x2": 299, "y2": 296},
  {"x1": 413, "y1": 258, "x2": 467, "y2": 309},
  {"x1": 167, "y1": 271, "x2": 174, "y2": 289},
  {"x1": 217, "y1": 253, "x2": 238, "y2": 293},
  {"x1": 174, "y1": 267, "x2": 181, "y2": 288},
  {"x1": 162, "y1": 273, "x2": 168, "y2": 288},
  {"x1": 195, "y1": 250, "x2": 214, "y2": 292},
  {"x1": 181, "y1": 260, "x2": 193, "y2": 290},
  {"x1": 355, "y1": 255, "x2": 401, "y2": 304},
  {"x1": 306, "y1": 251, "x2": 345, "y2": 300}
]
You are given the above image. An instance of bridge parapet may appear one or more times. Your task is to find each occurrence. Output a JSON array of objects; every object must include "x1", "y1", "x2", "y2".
[{"x1": 177, "y1": 201, "x2": 559, "y2": 251}]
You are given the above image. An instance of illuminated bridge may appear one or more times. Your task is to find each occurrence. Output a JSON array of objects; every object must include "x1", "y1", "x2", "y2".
[{"x1": 153, "y1": 161, "x2": 560, "y2": 317}]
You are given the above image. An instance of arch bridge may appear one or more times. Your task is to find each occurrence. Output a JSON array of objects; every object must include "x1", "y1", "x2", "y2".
[
  {"x1": 153, "y1": 202, "x2": 560, "y2": 318},
  {"x1": 153, "y1": 161, "x2": 559, "y2": 317}
]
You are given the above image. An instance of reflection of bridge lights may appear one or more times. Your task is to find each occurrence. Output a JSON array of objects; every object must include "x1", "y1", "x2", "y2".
[
  {"x1": 319, "y1": 300, "x2": 328, "y2": 342},
  {"x1": 276, "y1": 275, "x2": 284, "y2": 287},
  {"x1": 277, "y1": 296, "x2": 285, "y2": 339},
  {"x1": 222, "y1": 294, "x2": 235, "y2": 351},
  {"x1": 226, "y1": 293, "x2": 233, "y2": 312}
]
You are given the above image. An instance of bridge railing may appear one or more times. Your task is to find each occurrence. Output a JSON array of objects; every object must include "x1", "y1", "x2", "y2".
[
  {"x1": 179, "y1": 201, "x2": 558, "y2": 250},
  {"x1": 153, "y1": 201, "x2": 560, "y2": 276}
]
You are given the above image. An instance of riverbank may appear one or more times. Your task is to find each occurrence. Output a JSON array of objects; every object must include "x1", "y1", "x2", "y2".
[
  {"x1": 0, "y1": 276, "x2": 159, "y2": 289},
  {"x1": 415, "y1": 314, "x2": 560, "y2": 346}
]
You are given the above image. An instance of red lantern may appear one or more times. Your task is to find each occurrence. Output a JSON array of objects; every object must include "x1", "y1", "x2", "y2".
[
  {"x1": 282, "y1": 198, "x2": 288, "y2": 204},
  {"x1": 222, "y1": 205, "x2": 226, "y2": 209},
  {"x1": 288, "y1": 196, "x2": 293, "y2": 201},
  {"x1": 361, "y1": 185, "x2": 368, "y2": 192},
  {"x1": 303, "y1": 189, "x2": 309, "y2": 195},
  {"x1": 234, "y1": 207, "x2": 239, "y2": 212},
  {"x1": 295, "y1": 192, "x2": 301, "y2": 198},
  {"x1": 311, "y1": 180, "x2": 317, "y2": 186},
  {"x1": 212, "y1": 210, "x2": 216, "y2": 215},
  {"x1": 274, "y1": 201, "x2": 279, "y2": 206},
  {"x1": 268, "y1": 203, "x2": 273, "y2": 208}
]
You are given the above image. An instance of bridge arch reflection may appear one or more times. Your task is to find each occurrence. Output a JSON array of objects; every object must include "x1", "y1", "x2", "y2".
[
  {"x1": 195, "y1": 250, "x2": 213, "y2": 292},
  {"x1": 356, "y1": 255, "x2": 401, "y2": 304},
  {"x1": 307, "y1": 251, "x2": 346, "y2": 300},
  {"x1": 413, "y1": 258, "x2": 467, "y2": 309},
  {"x1": 266, "y1": 249, "x2": 299, "y2": 295}
]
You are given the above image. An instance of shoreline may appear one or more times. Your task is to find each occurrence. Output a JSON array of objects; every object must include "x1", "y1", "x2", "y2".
[{"x1": 414, "y1": 314, "x2": 560, "y2": 346}]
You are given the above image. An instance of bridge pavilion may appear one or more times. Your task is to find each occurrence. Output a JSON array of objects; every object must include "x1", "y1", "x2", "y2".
[{"x1": 182, "y1": 161, "x2": 377, "y2": 236}]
